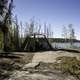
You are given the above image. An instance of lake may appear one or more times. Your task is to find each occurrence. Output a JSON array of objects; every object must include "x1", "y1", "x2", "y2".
[{"x1": 51, "y1": 42, "x2": 80, "y2": 49}]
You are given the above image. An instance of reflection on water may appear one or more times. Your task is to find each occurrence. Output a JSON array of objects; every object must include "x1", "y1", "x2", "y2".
[{"x1": 51, "y1": 42, "x2": 80, "y2": 49}]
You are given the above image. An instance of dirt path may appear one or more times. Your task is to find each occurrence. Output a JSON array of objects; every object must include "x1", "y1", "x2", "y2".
[{"x1": 32, "y1": 51, "x2": 80, "y2": 63}]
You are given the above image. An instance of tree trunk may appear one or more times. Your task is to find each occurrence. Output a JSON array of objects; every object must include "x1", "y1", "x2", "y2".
[
  {"x1": 3, "y1": 32, "x2": 8, "y2": 51},
  {"x1": 3, "y1": 30, "x2": 9, "y2": 51}
]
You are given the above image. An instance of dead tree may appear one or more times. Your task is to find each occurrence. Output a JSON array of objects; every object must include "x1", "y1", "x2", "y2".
[
  {"x1": 68, "y1": 24, "x2": 76, "y2": 47},
  {"x1": 14, "y1": 16, "x2": 20, "y2": 51}
]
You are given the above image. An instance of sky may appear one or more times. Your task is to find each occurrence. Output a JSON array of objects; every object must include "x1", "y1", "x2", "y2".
[{"x1": 13, "y1": 0, "x2": 80, "y2": 39}]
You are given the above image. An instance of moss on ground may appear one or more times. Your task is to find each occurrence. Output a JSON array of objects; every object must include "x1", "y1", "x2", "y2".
[{"x1": 53, "y1": 56, "x2": 80, "y2": 79}]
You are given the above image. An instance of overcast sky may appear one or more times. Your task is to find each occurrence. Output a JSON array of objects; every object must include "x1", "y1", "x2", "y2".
[{"x1": 13, "y1": 0, "x2": 80, "y2": 39}]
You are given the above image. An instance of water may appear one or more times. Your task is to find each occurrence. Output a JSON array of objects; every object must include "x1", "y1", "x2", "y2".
[{"x1": 51, "y1": 42, "x2": 80, "y2": 49}]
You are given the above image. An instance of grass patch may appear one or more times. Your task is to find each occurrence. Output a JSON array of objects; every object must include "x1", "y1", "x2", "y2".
[{"x1": 53, "y1": 56, "x2": 80, "y2": 79}]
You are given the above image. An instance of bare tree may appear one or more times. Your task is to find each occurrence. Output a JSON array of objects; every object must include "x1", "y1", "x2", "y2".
[
  {"x1": 29, "y1": 19, "x2": 34, "y2": 34},
  {"x1": 62, "y1": 25, "x2": 68, "y2": 39},
  {"x1": 19, "y1": 21, "x2": 23, "y2": 45},
  {"x1": 44, "y1": 23, "x2": 47, "y2": 36},
  {"x1": 68, "y1": 24, "x2": 75, "y2": 39},
  {"x1": 48, "y1": 24, "x2": 52, "y2": 38},
  {"x1": 68, "y1": 24, "x2": 76, "y2": 46},
  {"x1": 46, "y1": 27, "x2": 49, "y2": 38},
  {"x1": 44, "y1": 23, "x2": 52, "y2": 38},
  {"x1": 14, "y1": 15, "x2": 19, "y2": 50},
  {"x1": 38, "y1": 24, "x2": 41, "y2": 34}
]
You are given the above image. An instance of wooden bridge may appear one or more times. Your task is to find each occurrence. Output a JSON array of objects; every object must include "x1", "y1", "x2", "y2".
[{"x1": 21, "y1": 33, "x2": 53, "y2": 52}]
